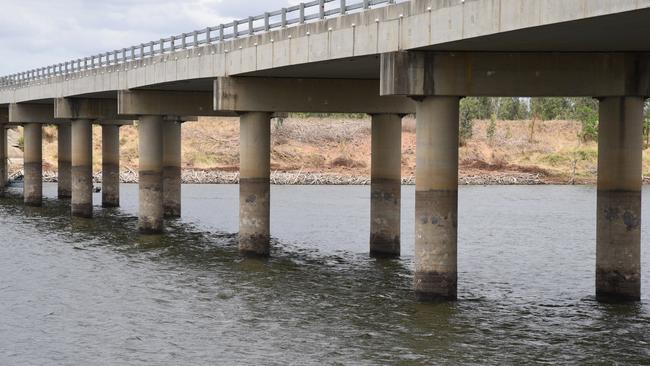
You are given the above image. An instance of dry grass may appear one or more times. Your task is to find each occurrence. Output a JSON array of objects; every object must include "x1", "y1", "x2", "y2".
[{"x1": 6, "y1": 116, "x2": 650, "y2": 184}]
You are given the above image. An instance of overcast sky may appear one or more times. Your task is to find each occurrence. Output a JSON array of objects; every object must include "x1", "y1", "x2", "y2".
[{"x1": 0, "y1": 0, "x2": 303, "y2": 75}]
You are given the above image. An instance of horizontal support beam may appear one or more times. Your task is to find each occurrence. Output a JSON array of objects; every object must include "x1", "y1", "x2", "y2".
[
  {"x1": 9, "y1": 103, "x2": 55, "y2": 123},
  {"x1": 54, "y1": 98, "x2": 119, "y2": 121},
  {"x1": 214, "y1": 77, "x2": 415, "y2": 114},
  {"x1": 381, "y1": 52, "x2": 650, "y2": 97},
  {"x1": 118, "y1": 90, "x2": 236, "y2": 117}
]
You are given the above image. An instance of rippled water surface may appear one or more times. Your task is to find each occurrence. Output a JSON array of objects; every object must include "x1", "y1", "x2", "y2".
[{"x1": 0, "y1": 184, "x2": 648, "y2": 365}]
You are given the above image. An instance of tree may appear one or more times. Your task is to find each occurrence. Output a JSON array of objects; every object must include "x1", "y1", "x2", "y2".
[
  {"x1": 530, "y1": 97, "x2": 573, "y2": 120},
  {"x1": 573, "y1": 97, "x2": 600, "y2": 142},
  {"x1": 498, "y1": 97, "x2": 529, "y2": 120},
  {"x1": 459, "y1": 98, "x2": 479, "y2": 145},
  {"x1": 643, "y1": 99, "x2": 650, "y2": 149},
  {"x1": 487, "y1": 113, "x2": 497, "y2": 142}
]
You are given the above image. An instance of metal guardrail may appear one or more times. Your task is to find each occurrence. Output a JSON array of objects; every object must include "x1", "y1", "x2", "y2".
[{"x1": 0, "y1": 0, "x2": 403, "y2": 89}]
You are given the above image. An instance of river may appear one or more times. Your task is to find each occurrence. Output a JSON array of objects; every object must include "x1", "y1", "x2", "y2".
[{"x1": 0, "y1": 184, "x2": 648, "y2": 365}]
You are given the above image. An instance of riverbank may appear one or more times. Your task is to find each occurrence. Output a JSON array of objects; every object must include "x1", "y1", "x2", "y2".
[
  {"x1": 5, "y1": 116, "x2": 650, "y2": 185},
  {"x1": 8, "y1": 168, "x2": 650, "y2": 186}
]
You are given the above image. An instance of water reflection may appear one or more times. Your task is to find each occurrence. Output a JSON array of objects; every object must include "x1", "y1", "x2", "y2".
[{"x1": 0, "y1": 184, "x2": 648, "y2": 364}]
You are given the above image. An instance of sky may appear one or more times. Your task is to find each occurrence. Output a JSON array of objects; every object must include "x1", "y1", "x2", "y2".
[{"x1": 0, "y1": 0, "x2": 303, "y2": 75}]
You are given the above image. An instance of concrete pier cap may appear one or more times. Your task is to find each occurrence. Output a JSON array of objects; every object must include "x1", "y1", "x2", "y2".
[{"x1": 214, "y1": 77, "x2": 415, "y2": 114}]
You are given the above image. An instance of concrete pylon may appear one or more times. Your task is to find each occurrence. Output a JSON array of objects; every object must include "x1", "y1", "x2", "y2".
[
  {"x1": 57, "y1": 122, "x2": 72, "y2": 199},
  {"x1": 163, "y1": 120, "x2": 182, "y2": 218},
  {"x1": 239, "y1": 112, "x2": 271, "y2": 256},
  {"x1": 370, "y1": 114, "x2": 402, "y2": 257},
  {"x1": 23, "y1": 123, "x2": 43, "y2": 206},
  {"x1": 596, "y1": 97, "x2": 644, "y2": 302},
  {"x1": 101, "y1": 124, "x2": 120, "y2": 208},
  {"x1": 138, "y1": 116, "x2": 164, "y2": 234},
  {"x1": 71, "y1": 119, "x2": 93, "y2": 217},
  {"x1": 414, "y1": 96, "x2": 460, "y2": 301},
  {"x1": 0, "y1": 126, "x2": 7, "y2": 196}
]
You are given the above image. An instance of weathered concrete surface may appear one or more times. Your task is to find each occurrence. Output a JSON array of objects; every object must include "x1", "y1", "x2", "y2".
[
  {"x1": 163, "y1": 120, "x2": 181, "y2": 218},
  {"x1": 215, "y1": 78, "x2": 415, "y2": 114},
  {"x1": 139, "y1": 115, "x2": 164, "y2": 234},
  {"x1": 23, "y1": 123, "x2": 42, "y2": 206},
  {"x1": 101, "y1": 124, "x2": 120, "y2": 207},
  {"x1": 9, "y1": 103, "x2": 54, "y2": 123},
  {"x1": 118, "y1": 90, "x2": 235, "y2": 117},
  {"x1": 57, "y1": 122, "x2": 71, "y2": 199},
  {"x1": 239, "y1": 112, "x2": 271, "y2": 256},
  {"x1": 380, "y1": 51, "x2": 650, "y2": 97},
  {"x1": 596, "y1": 97, "x2": 643, "y2": 302},
  {"x1": 0, "y1": 126, "x2": 7, "y2": 196},
  {"x1": 71, "y1": 119, "x2": 93, "y2": 217},
  {"x1": 54, "y1": 98, "x2": 119, "y2": 121},
  {"x1": 3, "y1": 0, "x2": 649, "y2": 104},
  {"x1": 370, "y1": 114, "x2": 402, "y2": 257},
  {"x1": 414, "y1": 96, "x2": 460, "y2": 301}
]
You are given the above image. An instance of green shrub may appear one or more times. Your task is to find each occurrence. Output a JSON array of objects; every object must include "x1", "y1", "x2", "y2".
[
  {"x1": 576, "y1": 104, "x2": 599, "y2": 142},
  {"x1": 487, "y1": 113, "x2": 497, "y2": 141}
]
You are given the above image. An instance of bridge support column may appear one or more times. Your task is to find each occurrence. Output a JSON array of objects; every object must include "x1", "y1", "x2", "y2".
[
  {"x1": 163, "y1": 120, "x2": 181, "y2": 218},
  {"x1": 71, "y1": 119, "x2": 93, "y2": 218},
  {"x1": 138, "y1": 116, "x2": 164, "y2": 234},
  {"x1": 102, "y1": 124, "x2": 120, "y2": 208},
  {"x1": 370, "y1": 114, "x2": 402, "y2": 257},
  {"x1": 414, "y1": 97, "x2": 460, "y2": 301},
  {"x1": 0, "y1": 126, "x2": 7, "y2": 196},
  {"x1": 23, "y1": 123, "x2": 42, "y2": 206},
  {"x1": 58, "y1": 122, "x2": 71, "y2": 199},
  {"x1": 596, "y1": 97, "x2": 643, "y2": 302},
  {"x1": 239, "y1": 112, "x2": 271, "y2": 256}
]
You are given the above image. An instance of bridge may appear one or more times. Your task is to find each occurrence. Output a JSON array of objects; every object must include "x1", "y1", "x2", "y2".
[{"x1": 0, "y1": 0, "x2": 648, "y2": 302}]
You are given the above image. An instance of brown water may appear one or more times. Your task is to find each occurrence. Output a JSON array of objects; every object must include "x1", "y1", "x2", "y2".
[{"x1": 0, "y1": 183, "x2": 648, "y2": 365}]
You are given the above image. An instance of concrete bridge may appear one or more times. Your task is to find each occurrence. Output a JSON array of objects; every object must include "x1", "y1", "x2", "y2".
[{"x1": 0, "y1": 0, "x2": 648, "y2": 302}]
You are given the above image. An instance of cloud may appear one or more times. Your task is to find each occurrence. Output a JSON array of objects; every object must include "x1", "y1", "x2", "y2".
[{"x1": 0, "y1": 0, "x2": 300, "y2": 75}]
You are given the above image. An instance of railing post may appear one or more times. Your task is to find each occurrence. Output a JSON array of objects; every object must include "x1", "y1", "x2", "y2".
[
  {"x1": 206, "y1": 27, "x2": 212, "y2": 43},
  {"x1": 219, "y1": 25, "x2": 225, "y2": 42},
  {"x1": 264, "y1": 13, "x2": 270, "y2": 31},
  {"x1": 248, "y1": 17, "x2": 254, "y2": 34},
  {"x1": 234, "y1": 21, "x2": 239, "y2": 38},
  {"x1": 281, "y1": 8, "x2": 287, "y2": 27},
  {"x1": 299, "y1": 3, "x2": 305, "y2": 23},
  {"x1": 364, "y1": 0, "x2": 369, "y2": 9},
  {"x1": 171, "y1": 36, "x2": 176, "y2": 51},
  {"x1": 340, "y1": 0, "x2": 346, "y2": 14},
  {"x1": 193, "y1": 31, "x2": 198, "y2": 46},
  {"x1": 160, "y1": 39, "x2": 165, "y2": 53},
  {"x1": 319, "y1": 0, "x2": 325, "y2": 19},
  {"x1": 181, "y1": 33, "x2": 187, "y2": 49}
]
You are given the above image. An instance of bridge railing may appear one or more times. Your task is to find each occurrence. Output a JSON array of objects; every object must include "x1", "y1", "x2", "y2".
[{"x1": 0, "y1": 0, "x2": 405, "y2": 89}]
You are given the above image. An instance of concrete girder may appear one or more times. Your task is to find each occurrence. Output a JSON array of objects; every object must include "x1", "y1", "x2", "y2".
[
  {"x1": 380, "y1": 51, "x2": 650, "y2": 97},
  {"x1": 118, "y1": 90, "x2": 236, "y2": 118},
  {"x1": 214, "y1": 77, "x2": 416, "y2": 114}
]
